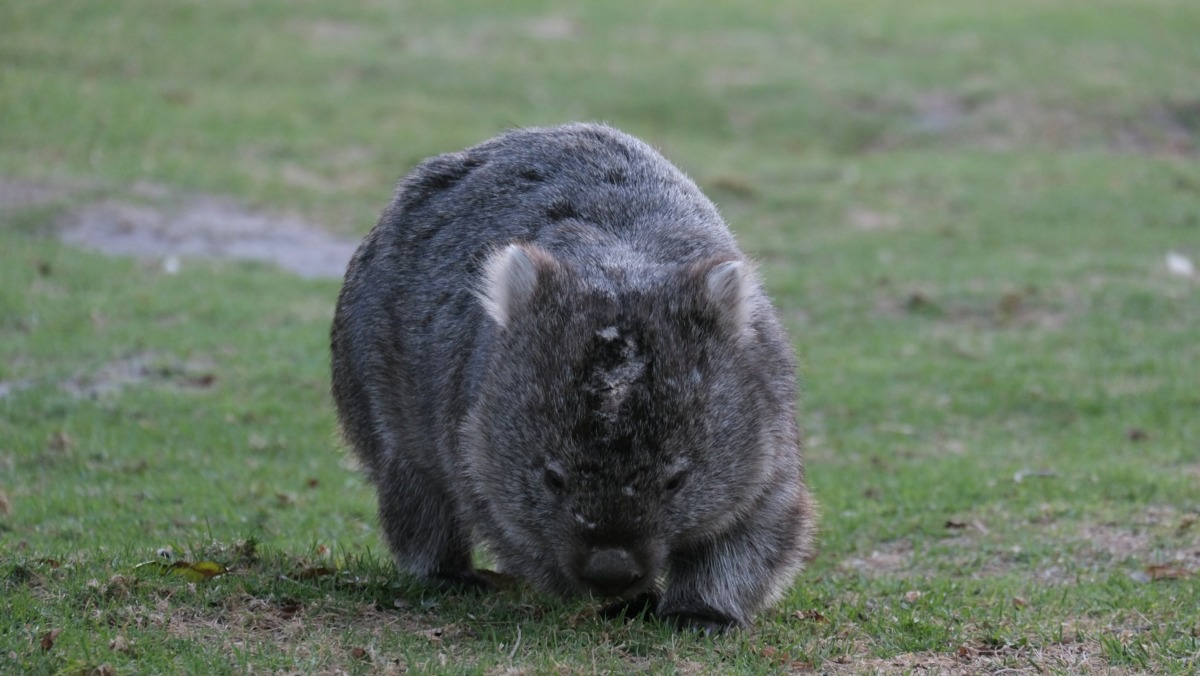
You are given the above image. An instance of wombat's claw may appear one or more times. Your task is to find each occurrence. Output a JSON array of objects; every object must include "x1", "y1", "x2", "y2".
[
  {"x1": 600, "y1": 592, "x2": 659, "y2": 622},
  {"x1": 656, "y1": 608, "x2": 739, "y2": 635}
]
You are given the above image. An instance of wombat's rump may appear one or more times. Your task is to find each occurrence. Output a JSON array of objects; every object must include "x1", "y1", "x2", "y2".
[{"x1": 331, "y1": 123, "x2": 815, "y2": 631}]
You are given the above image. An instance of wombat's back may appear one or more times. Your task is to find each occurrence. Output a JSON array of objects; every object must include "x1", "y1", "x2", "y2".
[
  {"x1": 333, "y1": 124, "x2": 745, "y2": 471},
  {"x1": 397, "y1": 123, "x2": 738, "y2": 264}
]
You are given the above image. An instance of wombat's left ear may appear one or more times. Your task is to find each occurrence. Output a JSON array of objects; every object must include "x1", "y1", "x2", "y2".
[
  {"x1": 697, "y1": 259, "x2": 755, "y2": 339},
  {"x1": 478, "y1": 243, "x2": 558, "y2": 328}
]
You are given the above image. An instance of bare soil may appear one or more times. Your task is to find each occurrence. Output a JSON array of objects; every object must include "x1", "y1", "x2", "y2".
[
  {"x1": 822, "y1": 637, "x2": 1125, "y2": 675},
  {"x1": 0, "y1": 177, "x2": 358, "y2": 279},
  {"x1": 0, "y1": 177, "x2": 84, "y2": 213},
  {"x1": 57, "y1": 194, "x2": 358, "y2": 279}
]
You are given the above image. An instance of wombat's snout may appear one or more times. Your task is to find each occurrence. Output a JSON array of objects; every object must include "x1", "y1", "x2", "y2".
[{"x1": 580, "y1": 547, "x2": 647, "y2": 597}]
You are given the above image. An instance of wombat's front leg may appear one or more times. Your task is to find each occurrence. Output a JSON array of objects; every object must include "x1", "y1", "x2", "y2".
[
  {"x1": 658, "y1": 486, "x2": 813, "y2": 633},
  {"x1": 375, "y1": 458, "x2": 482, "y2": 589}
]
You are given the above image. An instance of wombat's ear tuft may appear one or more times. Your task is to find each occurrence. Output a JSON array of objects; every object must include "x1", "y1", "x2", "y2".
[
  {"x1": 478, "y1": 244, "x2": 556, "y2": 328},
  {"x1": 699, "y1": 259, "x2": 754, "y2": 339}
]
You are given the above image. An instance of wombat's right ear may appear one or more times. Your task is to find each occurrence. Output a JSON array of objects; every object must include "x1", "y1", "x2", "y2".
[
  {"x1": 478, "y1": 244, "x2": 557, "y2": 328},
  {"x1": 695, "y1": 258, "x2": 756, "y2": 340}
]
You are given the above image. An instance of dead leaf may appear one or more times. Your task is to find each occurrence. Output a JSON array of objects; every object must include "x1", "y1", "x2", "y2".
[
  {"x1": 182, "y1": 373, "x2": 216, "y2": 388},
  {"x1": 134, "y1": 559, "x2": 227, "y2": 582},
  {"x1": 40, "y1": 628, "x2": 62, "y2": 651},
  {"x1": 306, "y1": 477, "x2": 320, "y2": 488},
  {"x1": 997, "y1": 291, "x2": 1023, "y2": 318},
  {"x1": 292, "y1": 566, "x2": 335, "y2": 580},
  {"x1": 277, "y1": 602, "x2": 303, "y2": 618},
  {"x1": 417, "y1": 626, "x2": 447, "y2": 644},
  {"x1": 709, "y1": 175, "x2": 757, "y2": 199},
  {"x1": 792, "y1": 609, "x2": 827, "y2": 623},
  {"x1": 109, "y1": 635, "x2": 133, "y2": 655},
  {"x1": 1012, "y1": 596, "x2": 1029, "y2": 609},
  {"x1": 944, "y1": 520, "x2": 968, "y2": 529},
  {"x1": 904, "y1": 590, "x2": 922, "y2": 603},
  {"x1": 905, "y1": 291, "x2": 936, "y2": 313},
  {"x1": 1146, "y1": 565, "x2": 1192, "y2": 580},
  {"x1": 1126, "y1": 428, "x2": 1149, "y2": 442},
  {"x1": 757, "y1": 645, "x2": 798, "y2": 666},
  {"x1": 1178, "y1": 514, "x2": 1197, "y2": 533},
  {"x1": 0, "y1": 490, "x2": 9, "y2": 516},
  {"x1": 350, "y1": 646, "x2": 369, "y2": 661},
  {"x1": 183, "y1": 561, "x2": 227, "y2": 580},
  {"x1": 36, "y1": 558, "x2": 61, "y2": 569},
  {"x1": 47, "y1": 431, "x2": 73, "y2": 452}
]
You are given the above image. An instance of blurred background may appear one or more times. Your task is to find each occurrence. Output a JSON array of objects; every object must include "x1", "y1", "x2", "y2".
[{"x1": 4, "y1": 1, "x2": 1196, "y2": 232}]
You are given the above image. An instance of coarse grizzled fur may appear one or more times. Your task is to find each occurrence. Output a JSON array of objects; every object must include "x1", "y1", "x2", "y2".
[{"x1": 330, "y1": 123, "x2": 816, "y2": 632}]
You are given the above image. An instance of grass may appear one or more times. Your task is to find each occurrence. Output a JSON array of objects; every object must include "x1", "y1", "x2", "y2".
[{"x1": 3, "y1": 0, "x2": 1200, "y2": 673}]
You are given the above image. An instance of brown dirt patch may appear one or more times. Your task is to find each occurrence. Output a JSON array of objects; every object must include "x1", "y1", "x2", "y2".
[
  {"x1": 1069, "y1": 508, "x2": 1200, "y2": 576},
  {"x1": 937, "y1": 506, "x2": 1200, "y2": 584},
  {"x1": 521, "y1": 14, "x2": 582, "y2": 41},
  {"x1": 822, "y1": 637, "x2": 1124, "y2": 675},
  {"x1": 1, "y1": 175, "x2": 359, "y2": 279},
  {"x1": 875, "y1": 285, "x2": 1069, "y2": 333},
  {"x1": 842, "y1": 506, "x2": 1200, "y2": 584},
  {"x1": 57, "y1": 195, "x2": 358, "y2": 279},
  {"x1": 867, "y1": 92, "x2": 1200, "y2": 156},
  {"x1": 846, "y1": 206, "x2": 901, "y2": 232},
  {"x1": 59, "y1": 351, "x2": 218, "y2": 399},
  {"x1": 0, "y1": 177, "x2": 85, "y2": 214},
  {"x1": 841, "y1": 540, "x2": 914, "y2": 576},
  {"x1": 1, "y1": 351, "x2": 219, "y2": 402},
  {"x1": 289, "y1": 18, "x2": 371, "y2": 45}
]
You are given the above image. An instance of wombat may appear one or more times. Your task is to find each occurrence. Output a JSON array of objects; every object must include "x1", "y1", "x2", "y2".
[{"x1": 330, "y1": 123, "x2": 815, "y2": 632}]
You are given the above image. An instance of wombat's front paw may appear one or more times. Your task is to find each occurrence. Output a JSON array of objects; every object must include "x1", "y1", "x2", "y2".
[
  {"x1": 656, "y1": 607, "x2": 740, "y2": 635},
  {"x1": 431, "y1": 569, "x2": 498, "y2": 593},
  {"x1": 600, "y1": 592, "x2": 659, "y2": 622}
]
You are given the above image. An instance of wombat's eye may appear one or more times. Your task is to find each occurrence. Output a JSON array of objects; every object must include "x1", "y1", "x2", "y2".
[
  {"x1": 663, "y1": 470, "x2": 688, "y2": 494},
  {"x1": 543, "y1": 467, "x2": 566, "y2": 494}
]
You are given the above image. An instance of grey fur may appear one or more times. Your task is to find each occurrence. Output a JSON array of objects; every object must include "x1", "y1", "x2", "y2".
[{"x1": 330, "y1": 123, "x2": 816, "y2": 631}]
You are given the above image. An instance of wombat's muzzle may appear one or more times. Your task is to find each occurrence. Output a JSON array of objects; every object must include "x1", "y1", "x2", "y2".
[{"x1": 579, "y1": 547, "x2": 648, "y2": 598}]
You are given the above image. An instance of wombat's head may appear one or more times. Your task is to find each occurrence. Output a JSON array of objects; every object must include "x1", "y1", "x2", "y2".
[{"x1": 461, "y1": 243, "x2": 783, "y2": 599}]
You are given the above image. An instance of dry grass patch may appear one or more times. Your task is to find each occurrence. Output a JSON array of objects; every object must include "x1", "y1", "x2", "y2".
[
  {"x1": 866, "y1": 92, "x2": 1200, "y2": 156},
  {"x1": 822, "y1": 637, "x2": 1122, "y2": 676}
]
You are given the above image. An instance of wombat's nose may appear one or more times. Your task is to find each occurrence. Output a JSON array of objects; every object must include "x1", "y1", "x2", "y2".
[{"x1": 581, "y1": 547, "x2": 645, "y2": 597}]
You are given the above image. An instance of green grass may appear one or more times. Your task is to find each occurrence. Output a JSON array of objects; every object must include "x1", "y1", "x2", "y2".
[{"x1": 3, "y1": 1, "x2": 1200, "y2": 673}]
